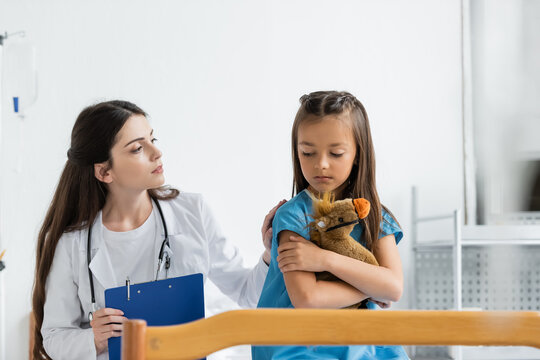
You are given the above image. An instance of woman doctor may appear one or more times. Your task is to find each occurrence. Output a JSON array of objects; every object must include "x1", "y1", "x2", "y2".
[{"x1": 31, "y1": 100, "x2": 282, "y2": 360}]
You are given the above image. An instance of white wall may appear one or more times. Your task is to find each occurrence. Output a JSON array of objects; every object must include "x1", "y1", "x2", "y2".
[{"x1": 0, "y1": 0, "x2": 463, "y2": 358}]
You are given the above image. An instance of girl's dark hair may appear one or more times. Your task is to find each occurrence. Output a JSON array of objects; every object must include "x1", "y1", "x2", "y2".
[
  {"x1": 31, "y1": 100, "x2": 178, "y2": 359},
  {"x1": 291, "y1": 91, "x2": 398, "y2": 250}
]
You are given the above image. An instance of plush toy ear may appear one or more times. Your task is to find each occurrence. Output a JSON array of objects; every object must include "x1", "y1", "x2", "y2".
[{"x1": 353, "y1": 198, "x2": 370, "y2": 219}]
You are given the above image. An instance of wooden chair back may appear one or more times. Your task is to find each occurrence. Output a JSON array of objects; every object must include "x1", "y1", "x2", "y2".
[{"x1": 121, "y1": 309, "x2": 540, "y2": 360}]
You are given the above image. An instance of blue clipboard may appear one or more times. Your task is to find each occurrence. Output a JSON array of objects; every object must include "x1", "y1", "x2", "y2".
[{"x1": 105, "y1": 273, "x2": 205, "y2": 360}]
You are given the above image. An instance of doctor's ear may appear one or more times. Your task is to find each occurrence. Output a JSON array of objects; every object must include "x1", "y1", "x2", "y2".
[{"x1": 94, "y1": 162, "x2": 113, "y2": 184}]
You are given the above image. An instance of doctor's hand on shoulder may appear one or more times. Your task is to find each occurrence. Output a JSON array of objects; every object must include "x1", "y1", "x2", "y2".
[
  {"x1": 261, "y1": 199, "x2": 287, "y2": 264},
  {"x1": 90, "y1": 308, "x2": 127, "y2": 354}
]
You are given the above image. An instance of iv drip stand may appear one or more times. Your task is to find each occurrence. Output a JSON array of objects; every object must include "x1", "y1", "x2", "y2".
[{"x1": 0, "y1": 28, "x2": 26, "y2": 360}]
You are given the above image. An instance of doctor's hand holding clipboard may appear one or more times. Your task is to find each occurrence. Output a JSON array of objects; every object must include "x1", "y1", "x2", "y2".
[
  {"x1": 31, "y1": 101, "x2": 284, "y2": 360},
  {"x1": 104, "y1": 273, "x2": 205, "y2": 360},
  {"x1": 90, "y1": 308, "x2": 126, "y2": 355}
]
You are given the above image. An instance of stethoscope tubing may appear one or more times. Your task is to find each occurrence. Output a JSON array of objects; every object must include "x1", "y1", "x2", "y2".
[{"x1": 87, "y1": 196, "x2": 169, "y2": 321}]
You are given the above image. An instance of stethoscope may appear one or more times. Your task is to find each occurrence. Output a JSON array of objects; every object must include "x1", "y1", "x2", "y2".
[{"x1": 87, "y1": 197, "x2": 170, "y2": 321}]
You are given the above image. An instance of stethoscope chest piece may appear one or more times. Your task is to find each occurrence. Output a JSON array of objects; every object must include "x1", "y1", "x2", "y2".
[{"x1": 88, "y1": 302, "x2": 97, "y2": 322}]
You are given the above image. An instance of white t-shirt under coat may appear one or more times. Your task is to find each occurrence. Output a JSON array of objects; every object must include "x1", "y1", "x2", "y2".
[{"x1": 102, "y1": 209, "x2": 157, "y2": 286}]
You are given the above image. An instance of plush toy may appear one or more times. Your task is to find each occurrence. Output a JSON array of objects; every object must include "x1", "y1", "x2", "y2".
[{"x1": 309, "y1": 192, "x2": 378, "y2": 309}]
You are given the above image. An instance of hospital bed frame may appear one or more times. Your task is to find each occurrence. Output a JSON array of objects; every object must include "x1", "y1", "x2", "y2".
[{"x1": 120, "y1": 309, "x2": 540, "y2": 360}]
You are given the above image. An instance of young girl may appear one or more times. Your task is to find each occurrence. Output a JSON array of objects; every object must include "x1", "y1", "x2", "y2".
[
  {"x1": 32, "y1": 100, "x2": 283, "y2": 360},
  {"x1": 253, "y1": 91, "x2": 410, "y2": 359}
]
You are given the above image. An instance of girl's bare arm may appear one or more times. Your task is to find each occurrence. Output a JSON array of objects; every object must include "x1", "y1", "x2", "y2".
[
  {"x1": 279, "y1": 230, "x2": 369, "y2": 308},
  {"x1": 278, "y1": 234, "x2": 403, "y2": 302}
]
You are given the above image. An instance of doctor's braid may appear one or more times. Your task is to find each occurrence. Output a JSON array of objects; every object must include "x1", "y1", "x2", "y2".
[{"x1": 31, "y1": 100, "x2": 178, "y2": 359}]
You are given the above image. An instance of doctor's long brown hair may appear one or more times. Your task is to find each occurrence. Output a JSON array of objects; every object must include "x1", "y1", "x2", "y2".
[
  {"x1": 291, "y1": 91, "x2": 398, "y2": 251},
  {"x1": 31, "y1": 101, "x2": 178, "y2": 359}
]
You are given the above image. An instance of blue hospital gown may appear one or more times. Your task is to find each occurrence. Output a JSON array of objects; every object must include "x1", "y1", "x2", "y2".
[{"x1": 252, "y1": 190, "x2": 410, "y2": 360}]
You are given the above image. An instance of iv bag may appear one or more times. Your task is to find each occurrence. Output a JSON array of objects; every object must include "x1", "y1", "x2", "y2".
[{"x1": 3, "y1": 40, "x2": 37, "y2": 114}]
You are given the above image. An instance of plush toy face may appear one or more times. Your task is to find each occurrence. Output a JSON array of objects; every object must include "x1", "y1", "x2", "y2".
[
  {"x1": 313, "y1": 201, "x2": 359, "y2": 235},
  {"x1": 310, "y1": 193, "x2": 370, "y2": 237}
]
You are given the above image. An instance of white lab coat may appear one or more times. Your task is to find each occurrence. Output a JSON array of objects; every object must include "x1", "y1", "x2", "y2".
[{"x1": 41, "y1": 192, "x2": 269, "y2": 360}]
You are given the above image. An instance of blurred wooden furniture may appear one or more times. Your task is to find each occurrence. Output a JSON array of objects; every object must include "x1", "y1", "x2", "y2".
[
  {"x1": 121, "y1": 309, "x2": 540, "y2": 360},
  {"x1": 29, "y1": 312, "x2": 35, "y2": 360}
]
